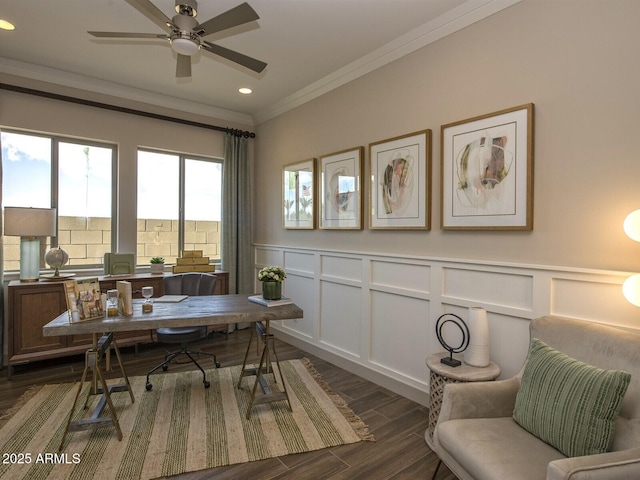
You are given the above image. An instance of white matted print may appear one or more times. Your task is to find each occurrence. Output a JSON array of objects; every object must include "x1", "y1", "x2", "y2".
[
  {"x1": 283, "y1": 158, "x2": 316, "y2": 229},
  {"x1": 441, "y1": 103, "x2": 534, "y2": 230},
  {"x1": 369, "y1": 130, "x2": 431, "y2": 229},
  {"x1": 319, "y1": 147, "x2": 364, "y2": 229}
]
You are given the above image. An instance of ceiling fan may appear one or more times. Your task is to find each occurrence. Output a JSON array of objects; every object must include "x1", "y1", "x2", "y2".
[{"x1": 88, "y1": 0, "x2": 267, "y2": 78}]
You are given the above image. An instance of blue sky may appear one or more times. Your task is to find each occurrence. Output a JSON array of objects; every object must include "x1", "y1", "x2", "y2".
[
  {"x1": 2, "y1": 132, "x2": 112, "y2": 217},
  {"x1": 2, "y1": 132, "x2": 220, "y2": 221}
]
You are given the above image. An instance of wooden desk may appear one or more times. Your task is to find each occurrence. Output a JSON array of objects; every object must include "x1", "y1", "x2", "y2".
[
  {"x1": 8, "y1": 271, "x2": 229, "y2": 378},
  {"x1": 43, "y1": 294, "x2": 303, "y2": 447},
  {"x1": 7, "y1": 273, "x2": 165, "y2": 377}
]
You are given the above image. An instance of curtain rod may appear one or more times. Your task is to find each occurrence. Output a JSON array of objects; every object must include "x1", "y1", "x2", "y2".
[{"x1": 0, "y1": 83, "x2": 255, "y2": 138}]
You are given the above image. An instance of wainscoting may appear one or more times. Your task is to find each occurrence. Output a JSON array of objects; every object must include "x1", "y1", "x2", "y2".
[{"x1": 254, "y1": 244, "x2": 640, "y2": 406}]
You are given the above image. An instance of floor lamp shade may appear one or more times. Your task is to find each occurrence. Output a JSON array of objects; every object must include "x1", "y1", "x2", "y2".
[
  {"x1": 623, "y1": 210, "x2": 640, "y2": 306},
  {"x1": 4, "y1": 207, "x2": 57, "y2": 282}
]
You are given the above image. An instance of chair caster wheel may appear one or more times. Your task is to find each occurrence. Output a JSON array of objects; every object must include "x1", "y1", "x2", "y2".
[
  {"x1": 146, "y1": 383, "x2": 153, "y2": 391},
  {"x1": 215, "y1": 362, "x2": 221, "y2": 368},
  {"x1": 204, "y1": 381, "x2": 210, "y2": 388},
  {"x1": 162, "y1": 365, "x2": 168, "y2": 371}
]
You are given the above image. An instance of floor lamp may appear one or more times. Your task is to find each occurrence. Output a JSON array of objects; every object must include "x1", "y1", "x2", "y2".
[
  {"x1": 4, "y1": 206, "x2": 57, "y2": 282},
  {"x1": 622, "y1": 209, "x2": 640, "y2": 306}
]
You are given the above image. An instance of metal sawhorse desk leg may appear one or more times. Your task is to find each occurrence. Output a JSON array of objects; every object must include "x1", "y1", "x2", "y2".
[{"x1": 237, "y1": 320, "x2": 292, "y2": 419}]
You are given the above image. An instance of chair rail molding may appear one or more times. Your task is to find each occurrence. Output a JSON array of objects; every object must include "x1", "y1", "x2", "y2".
[{"x1": 253, "y1": 243, "x2": 640, "y2": 406}]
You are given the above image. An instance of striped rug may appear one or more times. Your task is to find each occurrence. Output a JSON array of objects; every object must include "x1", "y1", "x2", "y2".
[{"x1": 0, "y1": 358, "x2": 373, "y2": 480}]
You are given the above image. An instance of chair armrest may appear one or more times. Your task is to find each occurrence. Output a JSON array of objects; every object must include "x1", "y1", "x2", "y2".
[
  {"x1": 547, "y1": 447, "x2": 640, "y2": 480},
  {"x1": 438, "y1": 377, "x2": 521, "y2": 423}
]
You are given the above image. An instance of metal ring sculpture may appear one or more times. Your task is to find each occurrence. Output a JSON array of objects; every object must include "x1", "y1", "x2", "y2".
[{"x1": 435, "y1": 313, "x2": 470, "y2": 367}]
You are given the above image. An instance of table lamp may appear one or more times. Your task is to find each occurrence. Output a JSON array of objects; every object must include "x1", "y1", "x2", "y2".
[{"x1": 4, "y1": 206, "x2": 57, "y2": 282}]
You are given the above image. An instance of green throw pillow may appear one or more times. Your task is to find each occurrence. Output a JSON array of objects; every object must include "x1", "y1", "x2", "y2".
[{"x1": 513, "y1": 338, "x2": 631, "y2": 457}]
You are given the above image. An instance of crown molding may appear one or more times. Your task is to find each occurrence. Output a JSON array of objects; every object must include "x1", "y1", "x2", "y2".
[
  {"x1": 253, "y1": 0, "x2": 521, "y2": 125},
  {"x1": 0, "y1": 57, "x2": 255, "y2": 127},
  {"x1": 0, "y1": 0, "x2": 520, "y2": 127}
]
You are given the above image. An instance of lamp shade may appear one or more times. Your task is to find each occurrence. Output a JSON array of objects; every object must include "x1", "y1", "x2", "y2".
[
  {"x1": 623, "y1": 209, "x2": 640, "y2": 242},
  {"x1": 4, "y1": 207, "x2": 56, "y2": 237},
  {"x1": 623, "y1": 274, "x2": 640, "y2": 307}
]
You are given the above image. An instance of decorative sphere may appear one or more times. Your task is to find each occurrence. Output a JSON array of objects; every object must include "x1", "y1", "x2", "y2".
[{"x1": 45, "y1": 247, "x2": 69, "y2": 270}]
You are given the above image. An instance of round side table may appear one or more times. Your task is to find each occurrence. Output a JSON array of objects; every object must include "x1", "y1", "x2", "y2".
[{"x1": 424, "y1": 353, "x2": 500, "y2": 449}]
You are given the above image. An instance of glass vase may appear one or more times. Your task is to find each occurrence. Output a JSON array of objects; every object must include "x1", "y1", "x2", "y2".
[{"x1": 262, "y1": 281, "x2": 282, "y2": 300}]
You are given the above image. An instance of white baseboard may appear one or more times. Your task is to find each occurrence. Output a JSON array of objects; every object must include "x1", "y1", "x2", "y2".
[{"x1": 273, "y1": 326, "x2": 429, "y2": 407}]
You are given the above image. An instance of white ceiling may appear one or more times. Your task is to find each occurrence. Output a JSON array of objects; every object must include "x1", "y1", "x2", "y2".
[{"x1": 0, "y1": 0, "x2": 519, "y2": 126}]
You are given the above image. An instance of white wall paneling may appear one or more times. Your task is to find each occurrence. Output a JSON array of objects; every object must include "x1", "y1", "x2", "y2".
[
  {"x1": 255, "y1": 247, "x2": 283, "y2": 270},
  {"x1": 370, "y1": 260, "x2": 431, "y2": 294},
  {"x1": 255, "y1": 244, "x2": 640, "y2": 406},
  {"x1": 550, "y1": 274, "x2": 640, "y2": 331},
  {"x1": 442, "y1": 267, "x2": 534, "y2": 311},
  {"x1": 280, "y1": 272, "x2": 314, "y2": 340},
  {"x1": 283, "y1": 250, "x2": 315, "y2": 274},
  {"x1": 319, "y1": 281, "x2": 362, "y2": 357},
  {"x1": 320, "y1": 254, "x2": 362, "y2": 283},
  {"x1": 370, "y1": 291, "x2": 431, "y2": 386}
]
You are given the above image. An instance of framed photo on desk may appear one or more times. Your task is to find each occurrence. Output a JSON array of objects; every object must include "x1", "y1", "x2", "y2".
[{"x1": 64, "y1": 277, "x2": 104, "y2": 322}]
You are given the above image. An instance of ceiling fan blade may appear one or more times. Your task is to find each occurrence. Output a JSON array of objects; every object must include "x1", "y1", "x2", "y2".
[
  {"x1": 125, "y1": 0, "x2": 174, "y2": 32},
  {"x1": 88, "y1": 31, "x2": 168, "y2": 39},
  {"x1": 202, "y1": 41, "x2": 267, "y2": 73},
  {"x1": 196, "y1": 2, "x2": 259, "y2": 37},
  {"x1": 176, "y1": 54, "x2": 192, "y2": 78}
]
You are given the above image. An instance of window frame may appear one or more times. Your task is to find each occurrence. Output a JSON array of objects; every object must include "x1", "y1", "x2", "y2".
[
  {"x1": 136, "y1": 147, "x2": 223, "y2": 265},
  {"x1": 1, "y1": 128, "x2": 118, "y2": 270}
]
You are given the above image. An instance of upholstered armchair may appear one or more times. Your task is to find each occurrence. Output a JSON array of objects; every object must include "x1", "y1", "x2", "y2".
[{"x1": 432, "y1": 315, "x2": 640, "y2": 480}]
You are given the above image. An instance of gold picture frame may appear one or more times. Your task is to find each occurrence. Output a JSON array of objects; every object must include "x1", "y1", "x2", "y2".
[
  {"x1": 283, "y1": 158, "x2": 316, "y2": 229},
  {"x1": 319, "y1": 147, "x2": 364, "y2": 230},
  {"x1": 441, "y1": 103, "x2": 534, "y2": 230},
  {"x1": 369, "y1": 129, "x2": 432, "y2": 230}
]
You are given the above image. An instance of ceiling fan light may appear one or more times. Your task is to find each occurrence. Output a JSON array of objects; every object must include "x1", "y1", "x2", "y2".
[{"x1": 171, "y1": 38, "x2": 199, "y2": 56}]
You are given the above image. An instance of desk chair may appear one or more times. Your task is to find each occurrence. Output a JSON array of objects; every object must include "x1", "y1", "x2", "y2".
[{"x1": 145, "y1": 273, "x2": 221, "y2": 391}]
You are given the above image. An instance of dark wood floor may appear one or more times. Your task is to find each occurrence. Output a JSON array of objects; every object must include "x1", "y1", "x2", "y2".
[{"x1": 1, "y1": 329, "x2": 456, "y2": 480}]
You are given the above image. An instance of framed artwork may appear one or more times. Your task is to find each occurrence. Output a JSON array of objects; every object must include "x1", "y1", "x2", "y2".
[
  {"x1": 441, "y1": 103, "x2": 534, "y2": 230},
  {"x1": 283, "y1": 158, "x2": 316, "y2": 229},
  {"x1": 369, "y1": 129, "x2": 432, "y2": 229},
  {"x1": 319, "y1": 147, "x2": 364, "y2": 229},
  {"x1": 64, "y1": 277, "x2": 104, "y2": 323}
]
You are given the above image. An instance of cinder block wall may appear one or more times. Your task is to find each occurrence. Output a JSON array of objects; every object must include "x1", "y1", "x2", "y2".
[
  {"x1": 135, "y1": 218, "x2": 220, "y2": 264},
  {"x1": 2, "y1": 216, "x2": 221, "y2": 270}
]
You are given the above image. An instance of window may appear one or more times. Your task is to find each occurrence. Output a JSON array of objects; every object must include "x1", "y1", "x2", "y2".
[
  {"x1": 136, "y1": 149, "x2": 222, "y2": 266},
  {"x1": 1, "y1": 130, "x2": 116, "y2": 272}
]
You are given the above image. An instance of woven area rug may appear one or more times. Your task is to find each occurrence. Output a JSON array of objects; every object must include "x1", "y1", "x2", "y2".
[{"x1": 0, "y1": 358, "x2": 373, "y2": 480}]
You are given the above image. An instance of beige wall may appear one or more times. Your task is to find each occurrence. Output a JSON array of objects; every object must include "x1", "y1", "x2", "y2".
[
  {"x1": 2, "y1": 0, "x2": 639, "y2": 275},
  {"x1": 0, "y1": 78, "x2": 239, "y2": 259},
  {"x1": 253, "y1": 0, "x2": 640, "y2": 272}
]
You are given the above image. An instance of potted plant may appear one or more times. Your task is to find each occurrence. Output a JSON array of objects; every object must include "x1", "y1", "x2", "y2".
[
  {"x1": 150, "y1": 256, "x2": 165, "y2": 274},
  {"x1": 257, "y1": 265, "x2": 286, "y2": 300}
]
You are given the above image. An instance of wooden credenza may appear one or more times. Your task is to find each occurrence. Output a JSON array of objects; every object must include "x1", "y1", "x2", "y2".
[{"x1": 6, "y1": 270, "x2": 229, "y2": 377}]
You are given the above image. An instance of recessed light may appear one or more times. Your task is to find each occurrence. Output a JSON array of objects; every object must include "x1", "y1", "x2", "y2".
[
  {"x1": 0, "y1": 19, "x2": 16, "y2": 31},
  {"x1": 239, "y1": 87, "x2": 253, "y2": 95}
]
